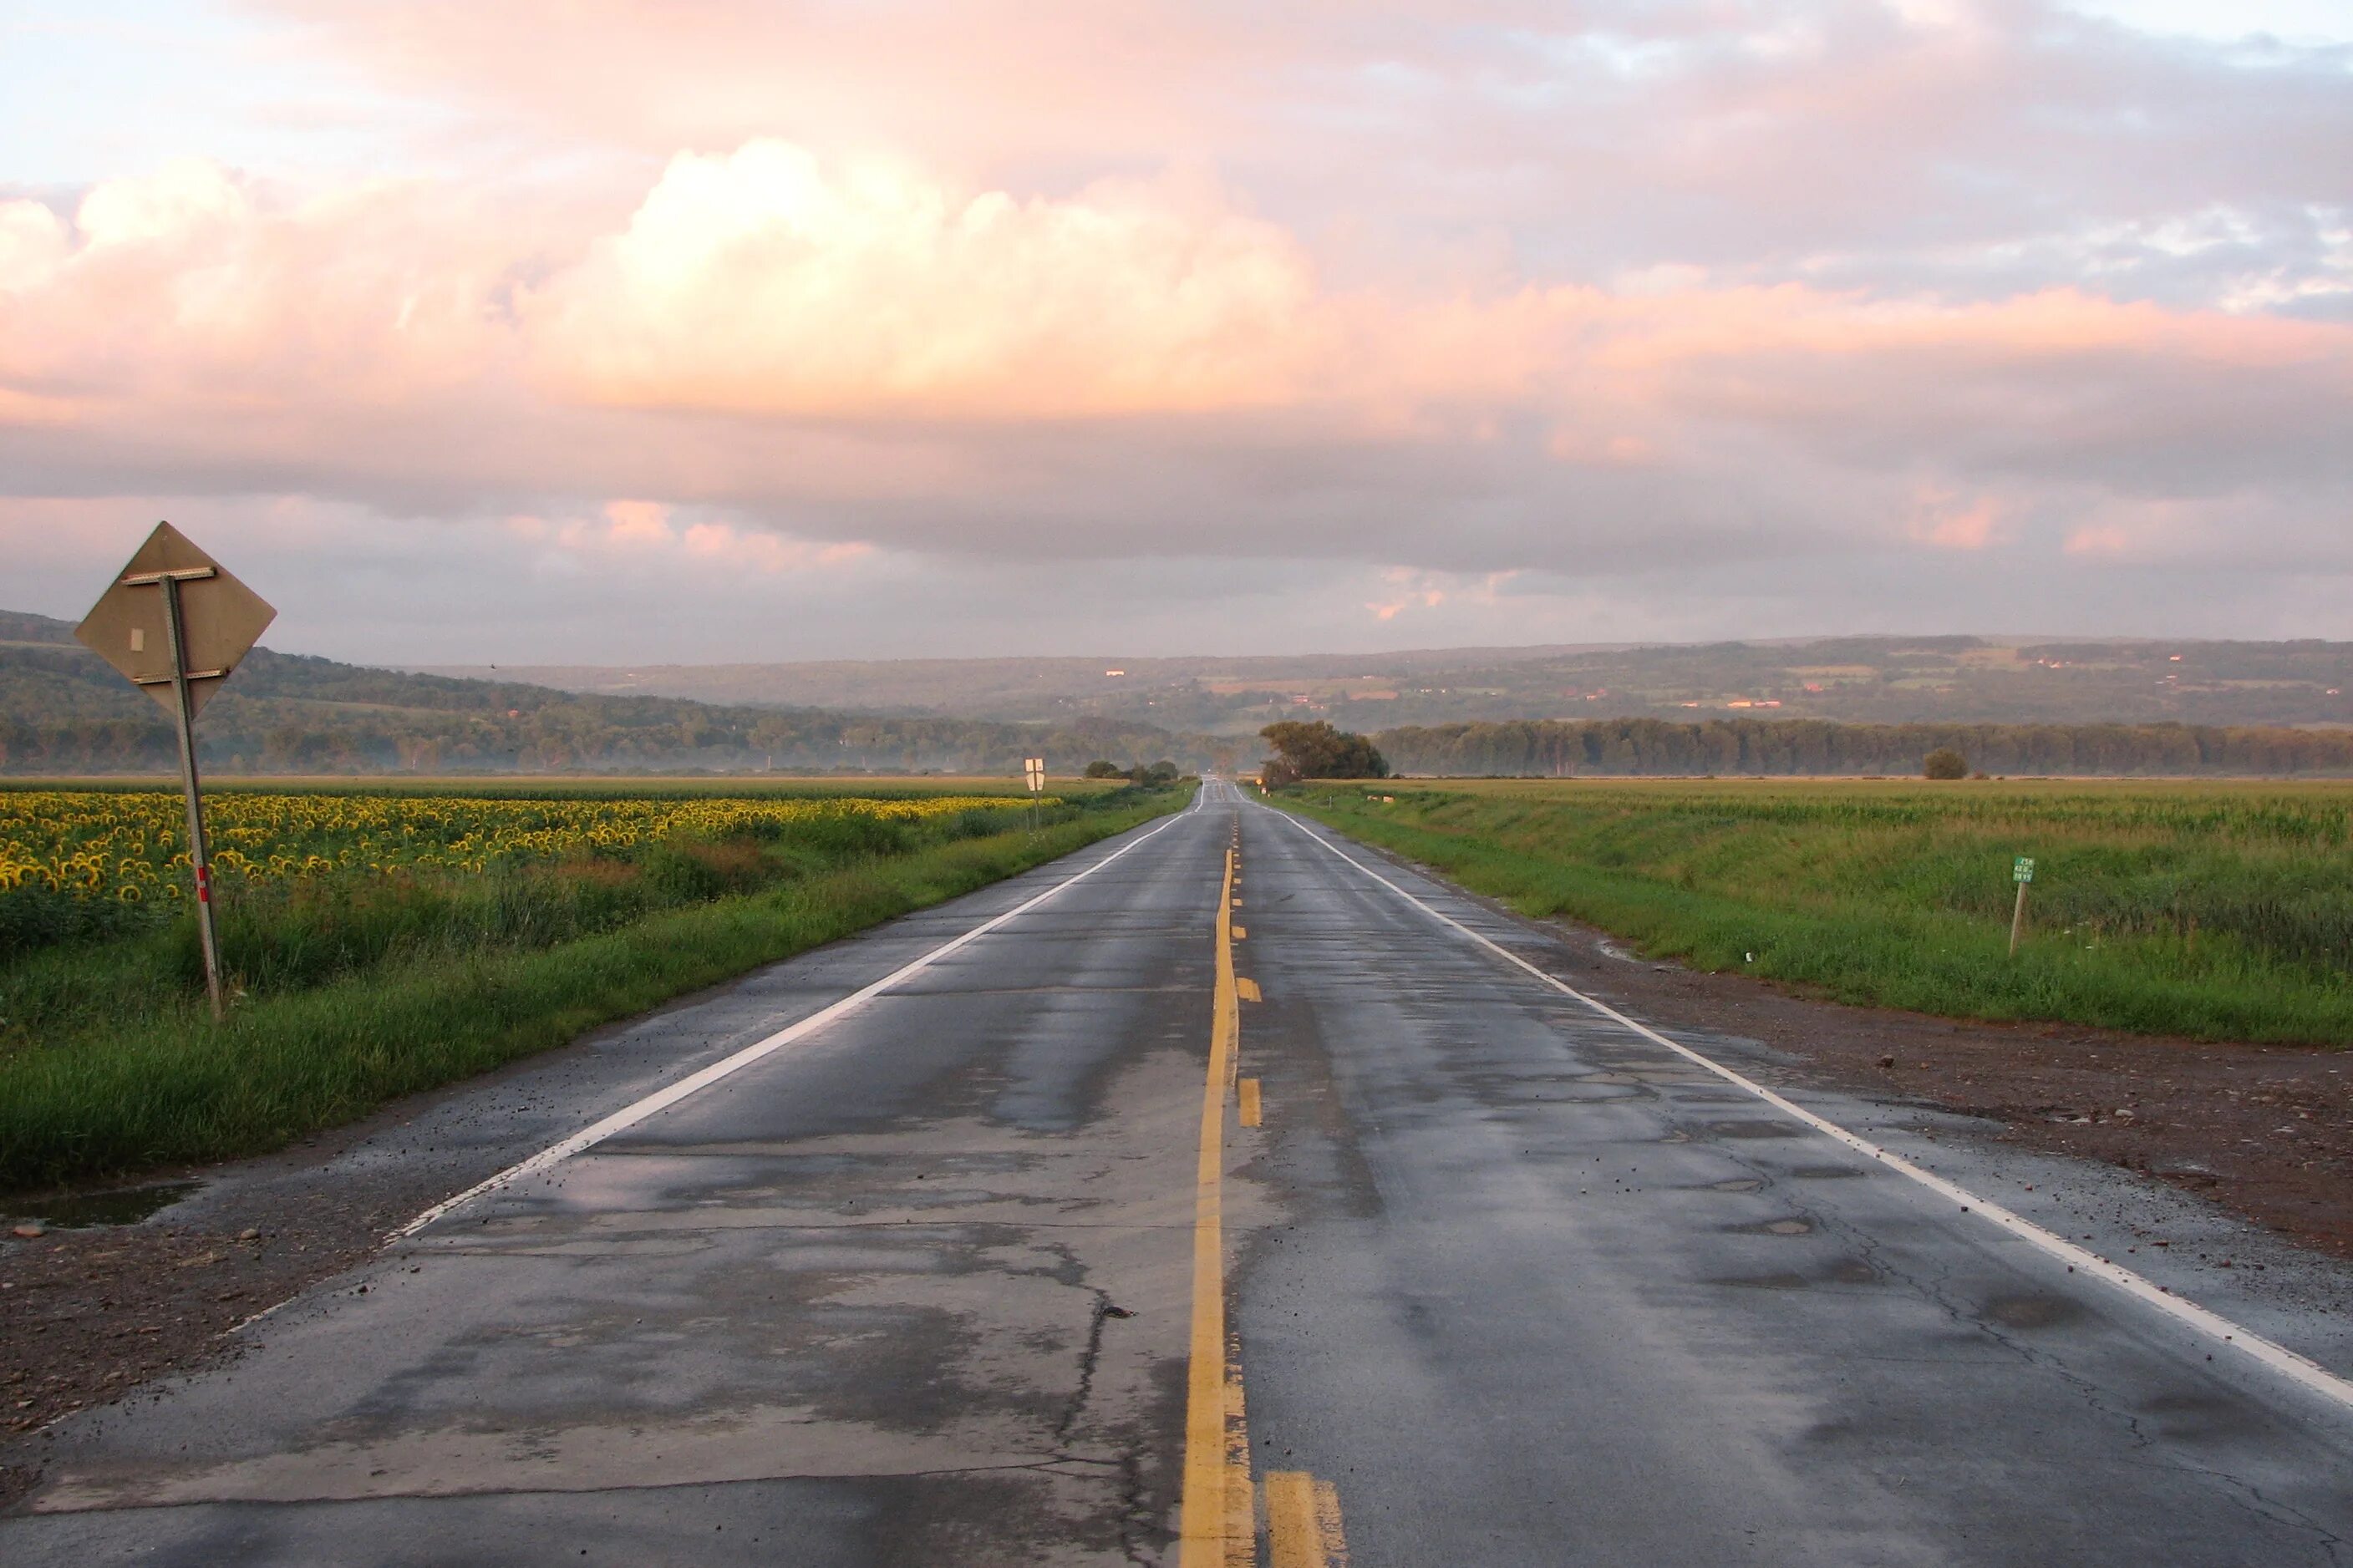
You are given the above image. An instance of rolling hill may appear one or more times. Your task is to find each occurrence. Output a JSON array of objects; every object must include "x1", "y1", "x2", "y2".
[
  {"x1": 10, "y1": 608, "x2": 2350, "y2": 778},
  {"x1": 423, "y1": 635, "x2": 2353, "y2": 734},
  {"x1": 0, "y1": 611, "x2": 1212, "y2": 775}
]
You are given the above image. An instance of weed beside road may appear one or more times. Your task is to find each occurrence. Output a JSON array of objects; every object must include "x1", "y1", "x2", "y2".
[
  {"x1": 0, "y1": 783, "x2": 1186, "y2": 1190},
  {"x1": 1284, "y1": 779, "x2": 2353, "y2": 1048}
]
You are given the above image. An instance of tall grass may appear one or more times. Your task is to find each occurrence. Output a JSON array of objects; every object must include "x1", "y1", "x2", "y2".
[
  {"x1": 0, "y1": 786, "x2": 1184, "y2": 1190},
  {"x1": 1286, "y1": 779, "x2": 2353, "y2": 1047}
]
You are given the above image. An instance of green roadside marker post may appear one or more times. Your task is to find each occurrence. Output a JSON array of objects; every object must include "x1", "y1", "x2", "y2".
[{"x1": 2010, "y1": 856, "x2": 2035, "y2": 957}]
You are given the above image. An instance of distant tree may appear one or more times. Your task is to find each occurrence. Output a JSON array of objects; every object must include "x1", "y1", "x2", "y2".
[
  {"x1": 1145, "y1": 759, "x2": 1179, "y2": 784},
  {"x1": 1923, "y1": 747, "x2": 1969, "y2": 779},
  {"x1": 1259, "y1": 720, "x2": 1389, "y2": 784},
  {"x1": 1083, "y1": 759, "x2": 1123, "y2": 778}
]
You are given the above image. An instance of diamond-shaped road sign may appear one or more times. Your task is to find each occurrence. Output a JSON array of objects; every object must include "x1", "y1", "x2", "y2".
[{"x1": 75, "y1": 522, "x2": 276, "y2": 718}]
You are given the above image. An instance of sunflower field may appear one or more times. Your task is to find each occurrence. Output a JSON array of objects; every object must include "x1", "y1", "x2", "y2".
[{"x1": 0, "y1": 789, "x2": 1050, "y2": 904}]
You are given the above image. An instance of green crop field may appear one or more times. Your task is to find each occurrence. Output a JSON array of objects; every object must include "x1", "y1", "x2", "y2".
[
  {"x1": 1284, "y1": 778, "x2": 2353, "y2": 1048},
  {"x1": 0, "y1": 779, "x2": 1187, "y2": 1191}
]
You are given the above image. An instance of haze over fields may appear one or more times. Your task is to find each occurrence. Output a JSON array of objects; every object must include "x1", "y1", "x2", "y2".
[
  {"x1": 13, "y1": 601, "x2": 2353, "y2": 776},
  {"x1": 429, "y1": 637, "x2": 2353, "y2": 733},
  {"x1": 5, "y1": 2, "x2": 2350, "y2": 671}
]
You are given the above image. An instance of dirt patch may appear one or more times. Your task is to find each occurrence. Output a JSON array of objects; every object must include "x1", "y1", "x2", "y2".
[
  {"x1": 0, "y1": 1223, "x2": 367, "y2": 1501},
  {"x1": 0, "y1": 1125, "x2": 484, "y2": 1510},
  {"x1": 1549, "y1": 925, "x2": 2353, "y2": 1260}
]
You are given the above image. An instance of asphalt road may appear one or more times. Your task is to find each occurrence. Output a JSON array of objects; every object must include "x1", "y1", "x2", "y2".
[{"x1": 8, "y1": 779, "x2": 2353, "y2": 1565}]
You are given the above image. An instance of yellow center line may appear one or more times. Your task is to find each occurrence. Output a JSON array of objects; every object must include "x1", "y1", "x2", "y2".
[
  {"x1": 1183, "y1": 844, "x2": 1248, "y2": 1566},
  {"x1": 1184, "y1": 830, "x2": 1346, "y2": 1564},
  {"x1": 1267, "y1": 1471, "x2": 1350, "y2": 1567}
]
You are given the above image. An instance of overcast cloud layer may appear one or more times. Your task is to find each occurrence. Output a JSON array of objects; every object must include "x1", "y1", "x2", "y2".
[{"x1": 3, "y1": 0, "x2": 2348, "y2": 663}]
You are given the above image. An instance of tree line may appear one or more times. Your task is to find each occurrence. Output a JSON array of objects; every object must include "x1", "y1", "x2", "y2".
[
  {"x1": 0, "y1": 707, "x2": 1214, "y2": 777},
  {"x1": 1368, "y1": 718, "x2": 2353, "y2": 777},
  {"x1": 0, "y1": 632, "x2": 1217, "y2": 776}
]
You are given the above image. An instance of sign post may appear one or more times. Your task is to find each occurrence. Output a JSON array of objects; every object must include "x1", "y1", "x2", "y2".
[
  {"x1": 1024, "y1": 757, "x2": 1045, "y2": 835},
  {"x1": 2010, "y1": 856, "x2": 2035, "y2": 957},
  {"x1": 76, "y1": 524, "x2": 276, "y2": 1021}
]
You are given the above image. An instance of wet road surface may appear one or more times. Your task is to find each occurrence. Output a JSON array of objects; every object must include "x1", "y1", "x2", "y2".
[{"x1": 7, "y1": 780, "x2": 2352, "y2": 1564}]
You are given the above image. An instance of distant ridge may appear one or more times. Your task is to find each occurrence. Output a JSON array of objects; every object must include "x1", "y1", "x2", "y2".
[
  {"x1": 0, "y1": 610, "x2": 79, "y2": 647},
  {"x1": 13, "y1": 606, "x2": 2350, "y2": 777},
  {"x1": 0, "y1": 610, "x2": 1208, "y2": 775},
  {"x1": 419, "y1": 635, "x2": 2353, "y2": 734}
]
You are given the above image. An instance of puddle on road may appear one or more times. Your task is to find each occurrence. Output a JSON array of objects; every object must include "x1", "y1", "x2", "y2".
[
  {"x1": 1715, "y1": 1271, "x2": 1812, "y2": 1291},
  {"x1": 1713, "y1": 1256, "x2": 1878, "y2": 1290},
  {"x1": 1984, "y1": 1294, "x2": 2084, "y2": 1330},
  {"x1": 8, "y1": 1180, "x2": 200, "y2": 1230}
]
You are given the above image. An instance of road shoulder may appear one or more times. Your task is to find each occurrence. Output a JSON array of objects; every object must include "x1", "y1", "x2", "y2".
[{"x1": 1273, "y1": 812, "x2": 2353, "y2": 1377}]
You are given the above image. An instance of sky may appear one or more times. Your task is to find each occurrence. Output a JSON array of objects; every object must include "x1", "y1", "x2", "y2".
[{"x1": 3, "y1": 1, "x2": 2349, "y2": 665}]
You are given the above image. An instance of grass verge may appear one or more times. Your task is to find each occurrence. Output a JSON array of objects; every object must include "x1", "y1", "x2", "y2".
[
  {"x1": 1, "y1": 789, "x2": 1184, "y2": 1190},
  {"x1": 1282, "y1": 779, "x2": 2353, "y2": 1048}
]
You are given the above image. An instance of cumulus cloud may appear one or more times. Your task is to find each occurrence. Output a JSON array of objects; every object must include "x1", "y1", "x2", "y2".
[
  {"x1": 525, "y1": 143, "x2": 1319, "y2": 418},
  {"x1": 9, "y1": 148, "x2": 2343, "y2": 467}
]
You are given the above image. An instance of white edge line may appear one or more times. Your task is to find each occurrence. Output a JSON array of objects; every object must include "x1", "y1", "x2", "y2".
[
  {"x1": 1258, "y1": 802, "x2": 2353, "y2": 1414},
  {"x1": 388, "y1": 808, "x2": 1194, "y2": 1242}
]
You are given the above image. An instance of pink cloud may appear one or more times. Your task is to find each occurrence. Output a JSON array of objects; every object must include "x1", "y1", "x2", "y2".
[
  {"x1": 495, "y1": 502, "x2": 876, "y2": 575},
  {"x1": 259, "y1": 2, "x2": 1441, "y2": 167},
  {"x1": 680, "y1": 520, "x2": 873, "y2": 574},
  {"x1": 9, "y1": 149, "x2": 2346, "y2": 444},
  {"x1": 1908, "y1": 487, "x2": 2006, "y2": 550},
  {"x1": 602, "y1": 499, "x2": 673, "y2": 546},
  {"x1": 2064, "y1": 523, "x2": 2136, "y2": 556},
  {"x1": 524, "y1": 143, "x2": 1320, "y2": 419},
  {"x1": 1365, "y1": 566, "x2": 1450, "y2": 621},
  {"x1": 2, "y1": 145, "x2": 2347, "y2": 576}
]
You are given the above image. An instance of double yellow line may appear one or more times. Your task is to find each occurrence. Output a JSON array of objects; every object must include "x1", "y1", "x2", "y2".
[{"x1": 1182, "y1": 836, "x2": 1346, "y2": 1567}]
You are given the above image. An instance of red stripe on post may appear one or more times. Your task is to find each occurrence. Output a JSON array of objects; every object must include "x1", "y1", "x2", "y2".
[{"x1": 196, "y1": 865, "x2": 211, "y2": 904}]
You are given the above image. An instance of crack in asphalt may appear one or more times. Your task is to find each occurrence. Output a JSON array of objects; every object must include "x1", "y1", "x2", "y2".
[
  {"x1": 1052, "y1": 1286, "x2": 1116, "y2": 1450},
  {"x1": 1039, "y1": 1260, "x2": 1158, "y2": 1567}
]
